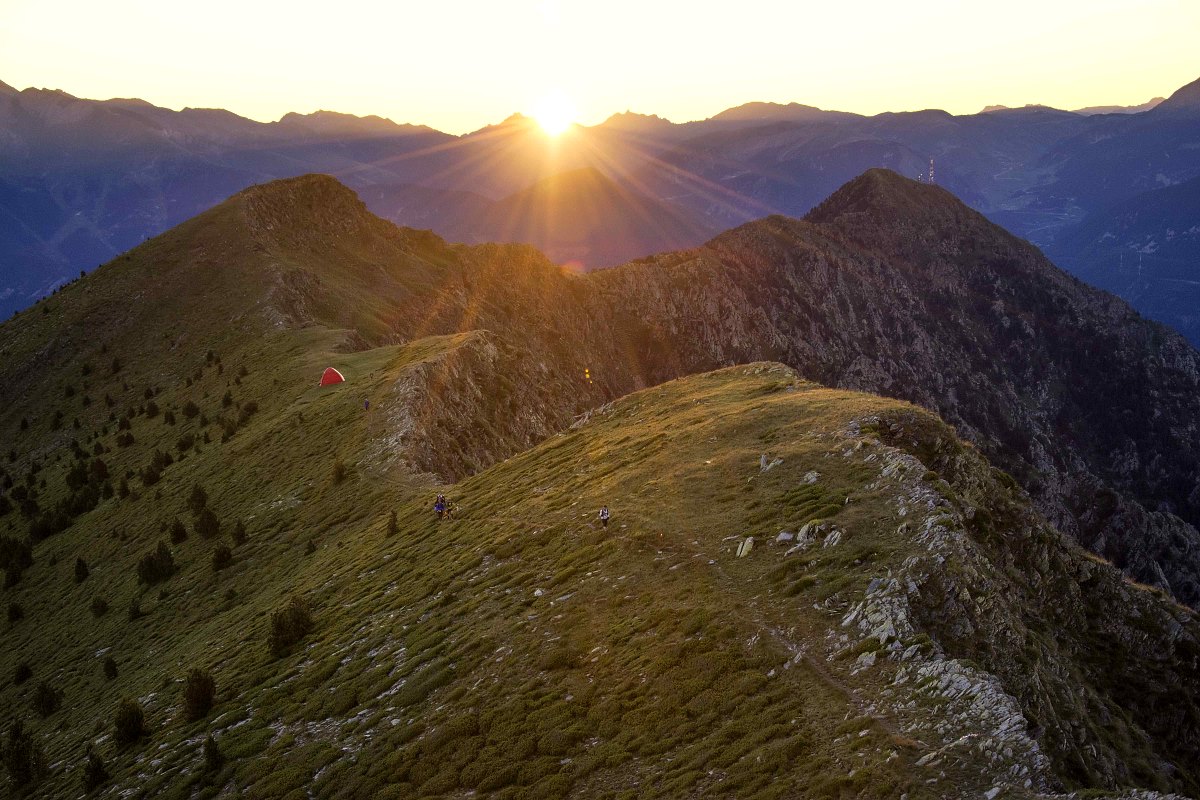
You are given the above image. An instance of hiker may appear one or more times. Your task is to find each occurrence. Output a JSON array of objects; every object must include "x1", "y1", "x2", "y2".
[
  {"x1": 364, "y1": 399, "x2": 370, "y2": 411},
  {"x1": 599, "y1": 506, "x2": 610, "y2": 529},
  {"x1": 434, "y1": 494, "x2": 446, "y2": 519},
  {"x1": 444, "y1": 499, "x2": 456, "y2": 520}
]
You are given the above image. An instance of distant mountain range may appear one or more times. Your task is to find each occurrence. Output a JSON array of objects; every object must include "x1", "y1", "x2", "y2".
[{"x1": 2, "y1": 76, "x2": 1200, "y2": 344}]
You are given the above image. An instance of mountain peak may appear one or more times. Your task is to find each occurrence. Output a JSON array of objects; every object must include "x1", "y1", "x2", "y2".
[
  {"x1": 0, "y1": 78, "x2": 16, "y2": 95},
  {"x1": 1153, "y1": 75, "x2": 1200, "y2": 115},
  {"x1": 804, "y1": 168, "x2": 962, "y2": 224},
  {"x1": 711, "y1": 101, "x2": 847, "y2": 123},
  {"x1": 275, "y1": 109, "x2": 413, "y2": 136},
  {"x1": 599, "y1": 110, "x2": 674, "y2": 130},
  {"x1": 232, "y1": 173, "x2": 379, "y2": 239}
]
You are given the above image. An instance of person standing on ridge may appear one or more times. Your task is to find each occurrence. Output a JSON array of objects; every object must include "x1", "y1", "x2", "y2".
[{"x1": 599, "y1": 506, "x2": 610, "y2": 529}]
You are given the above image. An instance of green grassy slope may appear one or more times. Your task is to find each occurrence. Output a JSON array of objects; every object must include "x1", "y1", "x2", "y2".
[{"x1": 2, "y1": 358, "x2": 1197, "y2": 798}]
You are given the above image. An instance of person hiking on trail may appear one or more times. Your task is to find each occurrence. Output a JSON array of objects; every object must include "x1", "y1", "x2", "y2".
[
  {"x1": 443, "y1": 499, "x2": 456, "y2": 520},
  {"x1": 599, "y1": 506, "x2": 610, "y2": 529},
  {"x1": 364, "y1": 399, "x2": 370, "y2": 411},
  {"x1": 434, "y1": 494, "x2": 446, "y2": 519}
]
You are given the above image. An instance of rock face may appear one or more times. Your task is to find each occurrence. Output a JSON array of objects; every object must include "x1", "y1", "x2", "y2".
[{"x1": 829, "y1": 408, "x2": 1200, "y2": 792}]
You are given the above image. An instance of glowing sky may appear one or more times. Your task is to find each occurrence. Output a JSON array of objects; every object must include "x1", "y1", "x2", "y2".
[{"x1": 2, "y1": 0, "x2": 1197, "y2": 134}]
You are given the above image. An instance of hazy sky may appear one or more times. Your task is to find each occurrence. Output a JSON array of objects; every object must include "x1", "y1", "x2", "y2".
[{"x1": 2, "y1": 0, "x2": 1197, "y2": 134}]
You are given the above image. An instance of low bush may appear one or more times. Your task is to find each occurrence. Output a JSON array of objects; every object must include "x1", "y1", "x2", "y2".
[
  {"x1": 188, "y1": 483, "x2": 207, "y2": 516},
  {"x1": 136, "y1": 541, "x2": 175, "y2": 585},
  {"x1": 203, "y1": 734, "x2": 225, "y2": 774},
  {"x1": 182, "y1": 668, "x2": 217, "y2": 722},
  {"x1": 268, "y1": 597, "x2": 314, "y2": 658},
  {"x1": 2, "y1": 719, "x2": 47, "y2": 789},
  {"x1": 212, "y1": 545, "x2": 233, "y2": 572},
  {"x1": 113, "y1": 698, "x2": 146, "y2": 747},
  {"x1": 80, "y1": 746, "x2": 109, "y2": 793},
  {"x1": 31, "y1": 681, "x2": 62, "y2": 717},
  {"x1": 195, "y1": 508, "x2": 220, "y2": 539}
]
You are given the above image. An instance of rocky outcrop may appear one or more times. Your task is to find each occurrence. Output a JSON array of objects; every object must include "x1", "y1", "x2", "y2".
[{"x1": 825, "y1": 408, "x2": 1200, "y2": 795}]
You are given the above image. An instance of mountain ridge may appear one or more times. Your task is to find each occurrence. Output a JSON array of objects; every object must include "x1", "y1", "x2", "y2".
[
  {"x1": 5, "y1": 73, "x2": 1200, "y2": 345},
  {"x1": 1, "y1": 168, "x2": 1199, "y2": 797},
  {"x1": 41, "y1": 167, "x2": 1199, "y2": 608}
]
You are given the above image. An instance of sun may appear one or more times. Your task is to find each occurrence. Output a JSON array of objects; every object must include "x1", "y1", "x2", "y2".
[{"x1": 532, "y1": 91, "x2": 577, "y2": 136}]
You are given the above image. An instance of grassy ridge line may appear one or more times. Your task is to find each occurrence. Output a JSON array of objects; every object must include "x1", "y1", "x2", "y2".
[{"x1": 4, "y1": 362, "x2": 947, "y2": 798}]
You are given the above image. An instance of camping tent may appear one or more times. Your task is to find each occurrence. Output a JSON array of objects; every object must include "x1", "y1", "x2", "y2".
[{"x1": 319, "y1": 367, "x2": 345, "y2": 387}]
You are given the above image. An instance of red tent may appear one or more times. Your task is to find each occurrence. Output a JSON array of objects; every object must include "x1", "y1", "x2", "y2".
[{"x1": 319, "y1": 367, "x2": 345, "y2": 387}]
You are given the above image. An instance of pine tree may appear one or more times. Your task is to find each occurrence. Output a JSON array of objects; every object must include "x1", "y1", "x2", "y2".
[
  {"x1": 80, "y1": 746, "x2": 109, "y2": 793},
  {"x1": 182, "y1": 668, "x2": 216, "y2": 722}
]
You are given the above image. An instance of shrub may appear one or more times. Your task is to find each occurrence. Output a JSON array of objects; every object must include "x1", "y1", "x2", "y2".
[
  {"x1": 211, "y1": 545, "x2": 233, "y2": 572},
  {"x1": 203, "y1": 734, "x2": 225, "y2": 774},
  {"x1": 136, "y1": 541, "x2": 175, "y2": 585},
  {"x1": 170, "y1": 518, "x2": 188, "y2": 544},
  {"x1": 386, "y1": 510, "x2": 398, "y2": 537},
  {"x1": 110, "y1": 357, "x2": 122, "y2": 375},
  {"x1": 140, "y1": 464, "x2": 161, "y2": 487},
  {"x1": 163, "y1": 410, "x2": 176, "y2": 425},
  {"x1": 182, "y1": 668, "x2": 216, "y2": 722},
  {"x1": 13, "y1": 662, "x2": 32, "y2": 685},
  {"x1": 90, "y1": 597, "x2": 109, "y2": 617},
  {"x1": 31, "y1": 681, "x2": 62, "y2": 717},
  {"x1": 89, "y1": 458, "x2": 108, "y2": 483},
  {"x1": 268, "y1": 597, "x2": 314, "y2": 657},
  {"x1": 331, "y1": 458, "x2": 347, "y2": 484},
  {"x1": 231, "y1": 520, "x2": 247, "y2": 546},
  {"x1": 222, "y1": 391, "x2": 233, "y2": 408},
  {"x1": 145, "y1": 400, "x2": 159, "y2": 418},
  {"x1": 237, "y1": 402, "x2": 258, "y2": 426},
  {"x1": 182, "y1": 401, "x2": 200, "y2": 419},
  {"x1": 188, "y1": 483, "x2": 208, "y2": 516},
  {"x1": 113, "y1": 697, "x2": 146, "y2": 746},
  {"x1": 75, "y1": 557, "x2": 89, "y2": 583},
  {"x1": 195, "y1": 508, "x2": 220, "y2": 539},
  {"x1": 80, "y1": 747, "x2": 109, "y2": 793},
  {"x1": 128, "y1": 596, "x2": 144, "y2": 621},
  {"x1": 102, "y1": 657, "x2": 118, "y2": 680},
  {"x1": 7, "y1": 602, "x2": 22, "y2": 623},
  {"x1": 2, "y1": 719, "x2": 47, "y2": 789},
  {"x1": 176, "y1": 432, "x2": 195, "y2": 453}
]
